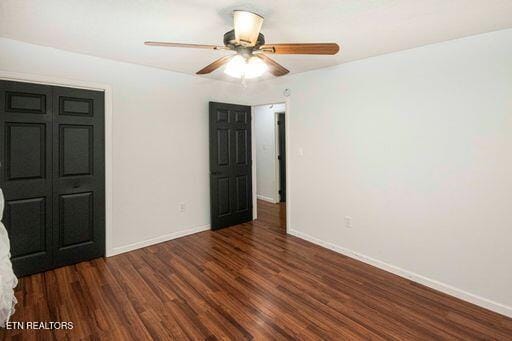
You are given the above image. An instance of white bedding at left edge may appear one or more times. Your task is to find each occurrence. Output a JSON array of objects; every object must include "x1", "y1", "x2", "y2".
[{"x1": 0, "y1": 188, "x2": 17, "y2": 328}]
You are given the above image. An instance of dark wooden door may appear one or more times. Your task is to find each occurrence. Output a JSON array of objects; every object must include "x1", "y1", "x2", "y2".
[
  {"x1": 0, "y1": 80, "x2": 105, "y2": 276},
  {"x1": 52, "y1": 86, "x2": 105, "y2": 268},
  {"x1": 278, "y1": 113, "x2": 286, "y2": 202},
  {"x1": 0, "y1": 80, "x2": 54, "y2": 276},
  {"x1": 209, "y1": 102, "x2": 252, "y2": 230}
]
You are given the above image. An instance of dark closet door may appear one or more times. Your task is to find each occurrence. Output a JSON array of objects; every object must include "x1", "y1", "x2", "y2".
[
  {"x1": 52, "y1": 86, "x2": 105, "y2": 267},
  {"x1": 0, "y1": 80, "x2": 54, "y2": 276},
  {"x1": 209, "y1": 102, "x2": 252, "y2": 230},
  {"x1": 277, "y1": 113, "x2": 286, "y2": 202},
  {"x1": 0, "y1": 80, "x2": 105, "y2": 276}
]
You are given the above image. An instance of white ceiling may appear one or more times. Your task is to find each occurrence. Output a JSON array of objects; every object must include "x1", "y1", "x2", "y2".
[{"x1": 1, "y1": 0, "x2": 512, "y2": 82}]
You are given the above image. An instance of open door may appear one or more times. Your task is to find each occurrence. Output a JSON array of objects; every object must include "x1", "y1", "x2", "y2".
[
  {"x1": 277, "y1": 112, "x2": 286, "y2": 202},
  {"x1": 209, "y1": 102, "x2": 253, "y2": 230}
]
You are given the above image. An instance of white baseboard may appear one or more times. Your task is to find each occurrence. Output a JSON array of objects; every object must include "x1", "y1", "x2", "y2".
[
  {"x1": 108, "y1": 224, "x2": 210, "y2": 257},
  {"x1": 288, "y1": 228, "x2": 512, "y2": 318},
  {"x1": 257, "y1": 194, "x2": 276, "y2": 203}
]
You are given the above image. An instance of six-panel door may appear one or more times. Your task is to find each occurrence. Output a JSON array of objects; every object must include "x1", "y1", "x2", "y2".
[
  {"x1": 0, "y1": 81, "x2": 53, "y2": 276},
  {"x1": 209, "y1": 102, "x2": 253, "y2": 230},
  {"x1": 52, "y1": 86, "x2": 105, "y2": 268},
  {"x1": 0, "y1": 80, "x2": 105, "y2": 276}
]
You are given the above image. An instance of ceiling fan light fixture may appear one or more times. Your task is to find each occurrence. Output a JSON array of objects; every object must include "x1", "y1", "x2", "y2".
[
  {"x1": 224, "y1": 55, "x2": 246, "y2": 78},
  {"x1": 224, "y1": 55, "x2": 268, "y2": 79},
  {"x1": 245, "y1": 56, "x2": 267, "y2": 78},
  {"x1": 233, "y1": 10, "x2": 264, "y2": 46},
  {"x1": 145, "y1": 9, "x2": 339, "y2": 79}
]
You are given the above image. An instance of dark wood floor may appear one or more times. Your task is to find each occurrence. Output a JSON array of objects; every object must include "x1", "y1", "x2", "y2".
[{"x1": 2, "y1": 200, "x2": 511, "y2": 340}]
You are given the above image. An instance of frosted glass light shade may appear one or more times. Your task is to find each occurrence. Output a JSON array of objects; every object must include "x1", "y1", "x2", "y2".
[
  {"x1": 224, "y1": 55, "x2": 268, "y2": 79},
  {"x1": 224, "y1": 55, "x2": 246, "y2": 78},
  {"x1": 233, "y1": 10, "x2": 264, "y2": 46},
  {"x1": 244, "y1": 56, "x2": 267, "y2": 79}
]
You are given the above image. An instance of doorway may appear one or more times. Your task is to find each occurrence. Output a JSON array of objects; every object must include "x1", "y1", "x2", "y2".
[{"x1": 253, "y1": 103, "x2": 287, "y2": 230}]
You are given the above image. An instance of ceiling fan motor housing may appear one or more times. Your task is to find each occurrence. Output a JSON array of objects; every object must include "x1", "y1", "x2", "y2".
[{"x1": 224, "y1": 29, "x2": 265, "y2": 50}]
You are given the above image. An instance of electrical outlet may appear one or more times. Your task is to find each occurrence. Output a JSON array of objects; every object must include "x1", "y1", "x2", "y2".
[
  {"x1": 344, "y1": 216, "x2": 353, "y2": 228},
  {"x1": 179, "y1": 203, "x2": 186, "y2": 213}
]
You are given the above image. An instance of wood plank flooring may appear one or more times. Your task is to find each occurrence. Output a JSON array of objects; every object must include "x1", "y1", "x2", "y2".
[{"x1": 2, "y1": 200, "x2": 511, "y2": 340}]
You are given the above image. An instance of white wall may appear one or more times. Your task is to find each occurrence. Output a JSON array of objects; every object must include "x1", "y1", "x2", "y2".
[
  {"x1": 0, "y1": 38, "x2": 250, "y2": 255},
  {"x1": 254, "y1": 103, "x2": 285, "y2": 203},
  {"x1": 2, "y1": 28, "x2": 512, "y2": 317},
  {"x1": 247, "y1": 29, "x2": 512, "y2": 317}
]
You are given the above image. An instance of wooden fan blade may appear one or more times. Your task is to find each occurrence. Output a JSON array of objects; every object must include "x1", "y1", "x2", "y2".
[
  {"x1": 196, "y1": 55, "x2": 234, "y2": 75},
  {"x1": 144, "y1": 41, "x2": 226, "y2": 50},
  {"x1": 257, "y1": 54, "x2": 289, "y2": 77},
  {"x1": 260, "y1": 43, "x2": 340, "y2": 55}
]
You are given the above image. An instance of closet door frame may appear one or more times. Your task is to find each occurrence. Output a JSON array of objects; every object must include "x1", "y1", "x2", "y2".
[{"x1": 0, "y1": 71, "x2": 113, "y2": 257}]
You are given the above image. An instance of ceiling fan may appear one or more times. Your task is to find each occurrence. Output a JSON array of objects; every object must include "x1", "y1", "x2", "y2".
[{"x1": 144, "y1": 10, "x2": 340, "y2": 79}]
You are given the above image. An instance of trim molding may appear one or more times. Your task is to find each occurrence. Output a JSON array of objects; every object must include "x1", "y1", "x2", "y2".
[
  {"x1": 110, "y1": 224, "x2": 210, "y2": 256},
  {"x1": 288, "y1": 228, "x2": 512, "y2": 318},
  {"x1": 257, "y1": 194, "x2": 276, "y2": 203}
]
